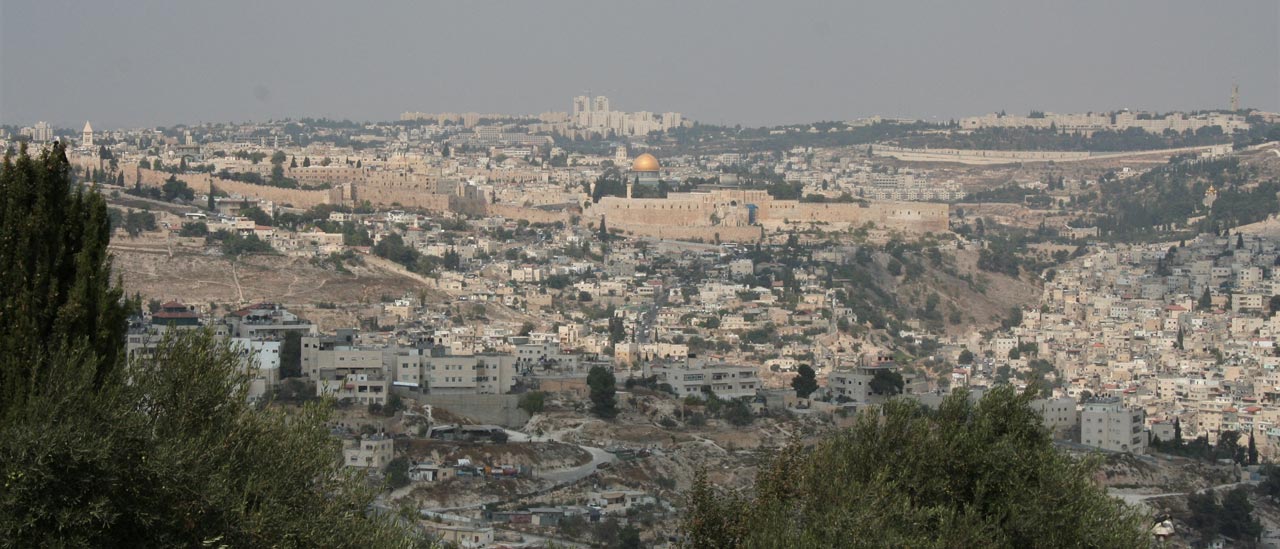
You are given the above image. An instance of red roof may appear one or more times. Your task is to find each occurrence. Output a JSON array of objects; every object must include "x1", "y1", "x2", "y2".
[{"x1": 154, "y1": 311, "x2": 199, "y2": 319}]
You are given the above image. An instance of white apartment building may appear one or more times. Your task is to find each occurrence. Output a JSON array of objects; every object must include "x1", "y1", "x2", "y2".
[
  {"x1": 1081, "y1": 398, "x2": 1146, "y2": 454},
  {"x1": 1233, "y1": 293, "x2": 1264, "y2": 313},
  {"x1": 588, "y1": 490, "x2": 656, "y2": 515},
  {"x1": 231, "y1": 337, "x2": 281, "y2": 402},
  {"x1": 653, "y1": 361, "x2": 761, "y2": 400},
  {"x1": 1032, "y1": 397, "x2": 1079, "y2": 435},
  {"x1": 394, "y1": 352, "x2": 519, "y2": 396},
  {"x1": 913, "y1": 390, "x2": 1077, "y2": 435},
  {"x1": 514, "y1": 341, "x2": 580, "y2": 371},
  {"x1": 343, "y1": 435, "x2": 393, "y2": 469},
  {"x1": 317, "y1": 371, "x2": 390, "y2": 405},
  {"x1": 301, "y1": 334, "x2": 389, "y2": 379},
  {"x1": 827, "y1": 366, "x2": 887, "y2": 405}
]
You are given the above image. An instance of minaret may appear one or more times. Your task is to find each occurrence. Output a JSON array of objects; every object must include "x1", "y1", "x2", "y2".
[
  {"x1": 1230, "y1": 83, "x2": 1240, "y2": 112},
  {"x1": 82, "y1": 121, "x2": 93, "y2": 148}
]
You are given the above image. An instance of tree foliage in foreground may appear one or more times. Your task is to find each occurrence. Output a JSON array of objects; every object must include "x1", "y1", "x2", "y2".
[
  {"x1": 0, "y1": 144, "x2": 421, "y2": 547},
  {"x1": 1, "y1": 332, "x2": 421, "y2": 547},
  {"x1": 681, "y1": 386, "x2": 1149, "y2": 548},
  {"x1": 0, "y1": 142, "x2": 127, "y2": 413}
]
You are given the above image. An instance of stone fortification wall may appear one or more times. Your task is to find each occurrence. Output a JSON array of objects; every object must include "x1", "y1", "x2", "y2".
[
  {"x1": 874, "y1": 145, "x2": 1095, "y2": 163},
  {"x1": 355, "y1": 185, "x2": 451, "y2": 212},
  {"x1": 872, "y1": 144, "x2": 1218, "y2": 165},
  {"x1": 318, "y1": 170, "x2": 450, "y2": 210},
  {"x1": 129, "y1": 162, "x2": 484, "y2": 213},
  {"x1": 587, "y1": 190, "x2": 949, "y2": 236},
  {"x1": 129, "y1": 164, "x2": 329, "y2": 208},
  {"x1": 288, "y1": 165, "x2": 366, "y2": 185},
  {"x1": 761, "y1": 201, "x2": 948, "y2": 233},
  {"x1": 591, "y1": 198, "x2": 708, "y2": 226}
]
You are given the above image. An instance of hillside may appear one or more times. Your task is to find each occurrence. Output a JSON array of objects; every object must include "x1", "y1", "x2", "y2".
[
  {"x1": 110, "y1": 236, "x2": 547, "y2": 331},
  {"x1": 110, "y1": 241, "x2": 430, "y2": 330},
  {"x1": 824, "y1": 243, "x2": 1039, "y2": 344}
]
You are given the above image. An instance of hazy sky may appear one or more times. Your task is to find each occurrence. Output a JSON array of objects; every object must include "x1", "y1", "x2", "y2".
[{"x1": 2, "y1": 0, "x2": 1277, "y2": 129}]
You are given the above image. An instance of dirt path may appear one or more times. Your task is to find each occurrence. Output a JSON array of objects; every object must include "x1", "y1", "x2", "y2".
[{"x1": 230, "y1": 261, "x2": 245, "y2": 304}]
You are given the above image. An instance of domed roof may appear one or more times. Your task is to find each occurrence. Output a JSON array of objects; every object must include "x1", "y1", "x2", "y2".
[{"x1": 631, "y1": 153, "x2": 659, "y2": 172}]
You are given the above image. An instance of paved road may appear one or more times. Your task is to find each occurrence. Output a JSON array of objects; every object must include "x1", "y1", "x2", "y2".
[
  {"x1": 539, "y1": 444, "x2": 615, "y2": 485},
  {"x1": 503, "y1": 428, "x2": 616, "y2": 485},
  {"x1": 413, "y1": 427, "x2": 616, "y2": 514},
  {"x1": 1110, "y1": 480, "x2": 1252, "y2": 505}
]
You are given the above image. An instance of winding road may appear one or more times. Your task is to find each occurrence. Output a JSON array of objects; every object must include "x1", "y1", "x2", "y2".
[
  {"x1": 413, "y1": 427, "x2": 616, "y2": 514},
  {"x1": 538, "y1": 444, "x2": 615, "y2": 485},
  {"x1": 502, "y1": 428, "x2": 616, "y2": 485}
]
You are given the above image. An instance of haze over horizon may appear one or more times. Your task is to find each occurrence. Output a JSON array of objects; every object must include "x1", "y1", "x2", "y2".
[{"x1": 2, "y1": 0, "x2": 1276, "y2": 130}]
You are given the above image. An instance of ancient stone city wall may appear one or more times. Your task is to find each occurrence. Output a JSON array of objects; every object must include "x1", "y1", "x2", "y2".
[
  {"x1": 128, "y1": 164, "x2": 330, "y2": 208},
  {"x1": 126, "y1": 164, "x2": 466, "y2": 212},
  {"x1": 589, "y1": 198, "x2": 709, "y2": 226},
  {"x1": 762, "y1": 201, "x2": 948, "y2": 233},
  {"x1": 588, "y1": 196, "x2": 949, "y2": 235},
  {"x1": 354, "y1": 183, "x2": 451, "y2": 212}
]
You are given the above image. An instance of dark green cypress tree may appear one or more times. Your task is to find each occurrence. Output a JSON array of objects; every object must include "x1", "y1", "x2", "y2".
[
  {"x1": 1198, "y1": 287, "x2": 1212, "y2": 310},
  {"x1": 0, "y1": 143, "x2": 420, "y2": 547},
  {"x1": 0, "y1": 142, "x2": 127, "y2": 416}
]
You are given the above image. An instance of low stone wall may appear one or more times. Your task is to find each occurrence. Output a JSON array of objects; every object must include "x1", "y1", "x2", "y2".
[
  {"x1": 873, "y1": 144, "x2": 1217, "y2": 165},
  {"x1": 484, "y1": 204, "x2": 573, "y2": 225},
  {"x1": 408, "y1": 392, "x2": 530, "y2": 428},
  {"x1": 607, "y1": 223, "x2": 764, "y2": 244}
]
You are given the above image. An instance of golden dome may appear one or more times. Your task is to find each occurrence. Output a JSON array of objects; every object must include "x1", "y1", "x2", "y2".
[{"x1": 631, "y1": 153, "x2": 659, "y2": 172}]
